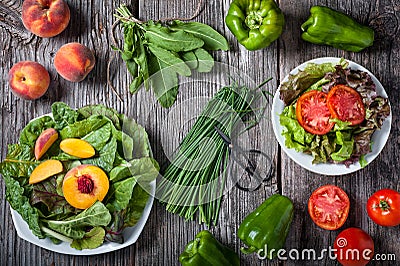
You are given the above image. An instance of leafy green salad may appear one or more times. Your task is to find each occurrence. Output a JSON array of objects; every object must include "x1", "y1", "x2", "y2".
[
  {"x1": 279, "y1": 60, "x2": 390, "y2": 166},
  {"x1": 0, "y1": 103, "x2": 159, "y2": 250}
]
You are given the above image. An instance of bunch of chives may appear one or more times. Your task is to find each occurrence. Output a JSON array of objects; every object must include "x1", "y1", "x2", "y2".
[{"x1": 157, "y1": 83, "x2": 260, "y2": 226}]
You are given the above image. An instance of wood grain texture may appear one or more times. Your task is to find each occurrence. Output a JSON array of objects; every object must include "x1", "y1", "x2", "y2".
[{"x1": 0, "y1": 0, "x2": 399, "y2": 265}]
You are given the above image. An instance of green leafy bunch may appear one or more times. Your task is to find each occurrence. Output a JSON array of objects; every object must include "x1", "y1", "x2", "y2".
[{"x1": 114, "y1": 5, "x2": 229, "y2": 108}]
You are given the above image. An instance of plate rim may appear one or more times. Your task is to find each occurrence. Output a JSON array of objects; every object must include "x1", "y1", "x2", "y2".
[
  {"x1": 9, "y1": 112, "x2": 156, "y2": 255},
  {"x1": 271, "y1": 57, "x2": 392, "y2": 175}
]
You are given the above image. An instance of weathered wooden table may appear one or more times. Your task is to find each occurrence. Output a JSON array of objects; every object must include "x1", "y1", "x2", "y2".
[{"x1": 1, "y1": 0, "x2": 399, "y2": 265}]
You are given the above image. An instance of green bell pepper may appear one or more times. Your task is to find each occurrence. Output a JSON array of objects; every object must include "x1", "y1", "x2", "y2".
[
  {"x1": 301, "y1": 6, "x2": 374, "y2": 52},
  {"x1": 179, "y1": 230, "x2": 240, "y2": 266},
  {"x1": 237, "y1": 194, "x2": 293, "y2": 259},
  {"x1": 225, "y1": 0, "x2": 285, "y2": 51}
]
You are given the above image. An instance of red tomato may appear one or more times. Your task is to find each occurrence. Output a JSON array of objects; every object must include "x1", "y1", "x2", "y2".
[
  {"x1": 327, "y1": 85, "x2": 365, "y2": 126},
  {"x1": 366, "y1": 188, "x2": 400, "y2": 226},
  {"x1": 334, "y1": 228, "x2": 374, "y2": 266},
  {"x1": 308, "y1": 185, "x2": 350, "y2": 230},
  {"x1": 296, "y1": 90, "x2": 334, "y2": 135}
]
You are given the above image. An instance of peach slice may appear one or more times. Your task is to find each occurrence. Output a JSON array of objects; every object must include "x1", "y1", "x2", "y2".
[
  {"x1": 60, "y1": 138, "x2": 95, "y2": 158},
  {"x1": 35, "y1": 128, "x2": 59, "y2": 160},
  {"x1": 62, "y1": 165, "x2": 109, "y2": 209},
  {"x1": 29, "y1": 159, "x2": 63, "y2": 184}
]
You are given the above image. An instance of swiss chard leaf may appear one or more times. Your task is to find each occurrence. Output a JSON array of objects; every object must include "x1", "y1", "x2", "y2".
[
  {"x1": 20, "y1": 116, "x2": 55, "y2": 146},
  {"x1": 70, "y1": 227, "x2": 106, "y2": 250},
  {"x1": 30, "y1": 177, "x2": 76, "y2": 217},
  {"x1": 82, "y1": 138, "x2": 117, "y2": 172},
  {"x1": 82, "y1": 123, "x2": 112, "y2": 151},
  {"x1": 60, "y1": 115, "x2": 108, "y2": 139},
  {"x1": 78, "y1": 105, "x2": 122, "y2": 130},
  {"x1": 46, "y1": 201, "x2": 111, "y2": 239},
  {"x1": 124, "y1": 184, "x2": 150, "y2": 227},
  {"x1": 121, "y1": 116, "x2": 150, "y2": 159},
  {"x1": 51, "y1": 102, "x2": 79, "y2": 130},
  {"x1": 106, "y1": 177, "x2": 136, "y2": 212}
]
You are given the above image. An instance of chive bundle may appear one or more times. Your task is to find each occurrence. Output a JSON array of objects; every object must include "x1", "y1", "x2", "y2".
[{"x1": 156, "y1": 83, "x2": 262, "y2": 226}]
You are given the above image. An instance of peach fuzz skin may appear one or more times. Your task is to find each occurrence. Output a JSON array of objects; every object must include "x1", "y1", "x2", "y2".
[
  {"x1": 54, "y1": 43, "x2": 96, "y2": 82},
  {"x1": 22, "y1": 0, "x2": 70, "y2": 38},
  {"x1": 35, "y1": 128, "x2": 59, "y2": 160},
  {"x1": 8, "y1": 61, "x2": 50, "y2": 100}
]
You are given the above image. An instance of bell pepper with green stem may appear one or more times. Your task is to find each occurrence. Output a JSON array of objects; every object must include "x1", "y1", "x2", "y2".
[
  {"x1": 237, "y1": 194, "x2": 294, "y2": 258},
  {"x1": 179, "y1": 230, "x2": 240, "y2": 266},
  {"x1": 225, "y1": 0, "x2": 285, "y2": 51},
  {"x1": 301, "y1": 6, "x2": 374, "y2": 52}
]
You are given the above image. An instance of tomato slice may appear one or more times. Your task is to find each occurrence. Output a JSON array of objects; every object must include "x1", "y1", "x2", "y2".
[
  {"x1": 327, "y1": 85, "x2": 365, "y2": 125},
  {"x1": 308, "y1": 185, "x2": 350, "y2": 230},
  {"x1": 366, "y1": 189, "x2": 400, "y2": 227},
  {"x1": 296, "y1": 90, "x2": 334, "y2": 135}
]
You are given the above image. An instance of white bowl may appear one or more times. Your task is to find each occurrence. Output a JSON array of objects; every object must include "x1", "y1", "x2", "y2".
[
  {"x1": 271, "y1": 57, "x2": 392, "y2": 175},
  {"x1": 10, "y1": 114, "x2": 156, "y2": 255}
]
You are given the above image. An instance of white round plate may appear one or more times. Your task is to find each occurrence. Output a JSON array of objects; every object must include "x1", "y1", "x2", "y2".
[
  {"x1": 10, "y1": 114, "x2": 156, "y2": 255},
  {"x1": 271, "y1": 57, "x2": 392, "y2": 175}
]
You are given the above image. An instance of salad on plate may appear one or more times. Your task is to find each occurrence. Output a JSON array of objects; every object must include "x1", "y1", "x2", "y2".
[
  {"x1": 0, "y1": 102, "x2": 159, "y2": 253},
  {"x1": 273, "y1": 58, "x2": 391, "y2": 172}
]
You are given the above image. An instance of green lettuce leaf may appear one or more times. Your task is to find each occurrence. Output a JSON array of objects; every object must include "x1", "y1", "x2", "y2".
[
  {"x1": 124, "y1": 184, "x2": 150, "y2": 227},
  {"x1": 106, "y1": 177, "x2": 137, "y2": 212},
  {"x1": 82, "y1": 138, "x2": 117, "y2": 172},
  {"x1": 82, "y1": 123, "x2": 112, "y2": 151}
]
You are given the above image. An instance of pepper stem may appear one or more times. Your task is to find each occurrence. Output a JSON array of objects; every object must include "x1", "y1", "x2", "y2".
[{"x1": 245, "y1": 11, "x2": 263, "y2": 30}]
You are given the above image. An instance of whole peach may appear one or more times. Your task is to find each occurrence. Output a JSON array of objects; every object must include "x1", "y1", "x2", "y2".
[
  {"x1": 8, "y1": 61, "x2": 50, "y2": 100},
  {"x1": 54, "y1": 43, "x2": 96, "y2": 82},
  {"x1": 22, "y1": 0, "x2": 70, "y2": 38}
]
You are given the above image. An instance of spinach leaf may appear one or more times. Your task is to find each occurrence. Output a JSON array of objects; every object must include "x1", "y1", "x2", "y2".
[
  {"x1": 170, "y1": 20, "x2": 229, "y2": 51},
  {"x1": 46, "y1": 201, "x2": 111, "y2": 239},
  {"x1": 148, "y1": 44, "x2": 191, "y2": 77},
  {"x1": 60, "y1": 115, "x2": 108, "y2": 139},
  {"x1": 20, "y1": 116, "x2": 55, "y2": 146},
  {"x1": 109, "y1": 157, "x2": 159, "y2": 183},
  {"x1": 106, "y1": 177, "x2": 136, "y2": 212},
  {"x1": 82, "y1": 138, "x2": 117, "y2": 172},
  {"x1": 70, "y1": 227, "x2": 105, "y2": 250},
  {"x1": 51, "y1": 102, "x2": 79, "y2": 130},
  {"x1": 145, "y1": 23, "x2": 204, "y2": 52}
]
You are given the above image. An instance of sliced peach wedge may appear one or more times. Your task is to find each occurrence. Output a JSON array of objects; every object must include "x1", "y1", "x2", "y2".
[
  {"x1": 29, "y1": 159, "x2": 63, "y2": 184},
  {"x1": 62, "y1": 165, "x2": 109, "y2": 209},
  {"x1": 60, "y1": 138, "x2": 95, "y2": 159},
  {"x1": 35, "y1": 128, "x2": 59, "y2": 160}
]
